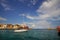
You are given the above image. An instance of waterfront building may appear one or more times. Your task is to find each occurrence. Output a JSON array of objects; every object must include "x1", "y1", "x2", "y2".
[
  {"x1": 13, "y1": 24, "x2": 20, "y2": 29},
  {"x1": 0, "y1": 24, "x2": 29, "y2": 30},
  {"x1": 7, "y1": 24, "x2": 13, "y2": 29},
  {"x1": 20, "y1": 24, "x2": 29, "y2": 29},
  {"x1": 0, "y1": 24, "x2": 7, "y2": 29}
]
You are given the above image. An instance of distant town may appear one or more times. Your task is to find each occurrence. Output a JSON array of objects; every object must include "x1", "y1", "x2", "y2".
[
  {"x1": 0, "y1": 24, "x2": 30, "y2": 30},
  {"x1": 0, "y1": 24, "x2": 58, "y2": 30}
]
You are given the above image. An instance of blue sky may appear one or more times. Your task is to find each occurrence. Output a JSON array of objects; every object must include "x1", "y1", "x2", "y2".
[{"x1": 0, "y1": 0, "x2": 60, "y2": 29}]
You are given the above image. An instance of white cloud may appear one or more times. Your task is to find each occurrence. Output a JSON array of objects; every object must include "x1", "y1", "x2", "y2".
[
  {"x1": 19, "y1": 0, "x2": 60, "y2": 28},
  {"x1": 19, "y1": 13, "x2": 52, "y2": 28},
  {"x1": 26, "y1": 15, "x2": 36, "y2": 20},
  {"x1": 0, "y1": 0, "x2": 14, "y2": 11},
  {"x1": 24, "y1": 20, "x2": 51, "y2": 29},
  {"x1": 36, "y1": 0, "x2": 60, "y2": 20},
  {"x1": 18, "y1": 0, "x2": 37, "y2": 5},
  {"x1": 21, "y1": 14, "x2": 50, "y2": 20},
  {"x1": 37, "y1": 0, "x2": 60, "y2": 17},
  {"x1": 35, "y1": 0, "x2": 59, "y2": 28},
  {"x1": 27, "y1": 23, "x2": 36, "y2": 28},
  {"x1": 30, "y1": 0, "x2": 37, "y2": 5},
  {"x1": 0, "y1": 17, "x2": 7, "y2": 21},
  {"x1": 19, "y1": 14, "x2": 38, "y2": 20},
  {"x1": 36, "y1": 0, "x2": 60, "y2": 28},
  {"x1": 27, "y1": 0, "x2": 37, "y2": 7}
]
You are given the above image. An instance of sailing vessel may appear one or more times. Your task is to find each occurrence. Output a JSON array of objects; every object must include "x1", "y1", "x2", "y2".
[
  {"x1": 14, "y1": 24, "x2": 29, "y2": 32},
  {"x1": 14, "y1": 29, "x2": 28, "y2": 32},
  {"x1": 14, "y1": 14, "x2": 29, "y2": 32}
]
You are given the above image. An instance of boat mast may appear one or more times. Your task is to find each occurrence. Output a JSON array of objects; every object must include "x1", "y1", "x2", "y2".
[{"x1": 22, "y1": 14, "x2": 25, "y2": 25}]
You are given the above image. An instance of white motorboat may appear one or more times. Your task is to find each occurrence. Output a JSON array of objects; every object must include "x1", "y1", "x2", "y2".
[{"x1": 14, "y1": 29, "x2": 28, "y2": 32}]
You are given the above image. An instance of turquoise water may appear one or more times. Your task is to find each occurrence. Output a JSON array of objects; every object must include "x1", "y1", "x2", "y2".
[{"x1": 0, "y1": 29, "x2": 60, "y2": 40}]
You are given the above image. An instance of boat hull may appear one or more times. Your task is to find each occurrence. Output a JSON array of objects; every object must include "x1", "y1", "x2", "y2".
[{"x1": 14, "y1": 29, "x2": 28, "y2": 32}]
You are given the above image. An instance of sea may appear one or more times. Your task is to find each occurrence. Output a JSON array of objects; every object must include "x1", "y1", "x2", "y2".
[{"x1": 0, "y1": 29, "x2": 60, "y2": 40}]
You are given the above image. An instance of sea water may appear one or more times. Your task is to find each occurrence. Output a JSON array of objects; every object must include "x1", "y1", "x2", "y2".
[{"x1": 0, "y1": 29, "x2": 60, "y2": 40}]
